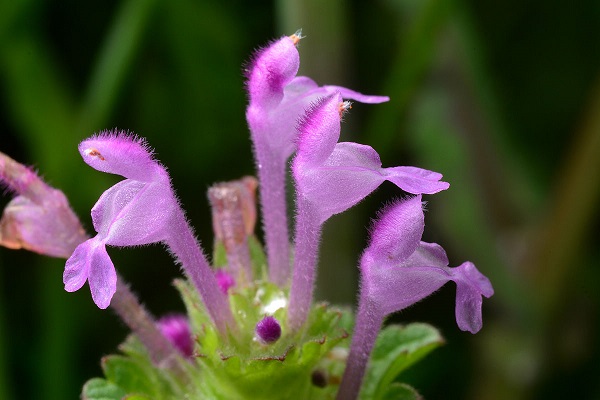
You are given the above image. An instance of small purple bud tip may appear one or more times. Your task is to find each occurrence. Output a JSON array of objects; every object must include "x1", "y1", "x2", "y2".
[
  {"x1": 255, "y1": 316, "x2": 282, "y2": 344},
  {"x1": 215, "y1": 269, "x2": 236, "y2": 293},
  {"x1": 157, "y1": 314, "x2": 194, "y2": 358}
]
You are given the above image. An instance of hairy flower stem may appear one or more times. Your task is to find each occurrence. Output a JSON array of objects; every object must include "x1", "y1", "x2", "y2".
[
  {"x1": 256, "y1": 155, "x2": 291, "y2": 286},
  {"x1": 287, "y1": 201, "x2": 321, "y2": 331},
  {"x1": 165, "y1": 209, "x2": 236, "y2": 335},
  {"x1": 336, "y1": 295, "x2": 382, "y2": 400},
  {"x1": 256, "y1": 155, "x2": 290, "y2": 286},
  {"x1": 111, "y1": 277, "x2": 187, "y2": 378}
]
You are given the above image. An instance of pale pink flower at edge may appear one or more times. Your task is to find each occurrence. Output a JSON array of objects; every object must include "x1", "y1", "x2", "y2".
[{"x1": 0, "y1": 151, "x2": 87, "y2": 257}]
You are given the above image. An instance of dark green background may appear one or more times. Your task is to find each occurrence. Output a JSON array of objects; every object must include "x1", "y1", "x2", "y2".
[{"x1": 1, "y1": 0, "x2": 599, "y2": 399}]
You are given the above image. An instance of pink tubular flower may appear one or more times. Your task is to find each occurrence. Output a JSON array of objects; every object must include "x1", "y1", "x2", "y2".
[
  {"x1": 293, "y1": 93, "x2": 450, "y2": 224},
  {"x1": 0, "y1": 151, "x2": 87, "y2": 257},
  {"x1": 287, "y1": 92, "x2": 450, "y2": 331},
  {"x1": 245, "y1": 30, "x2": 389, "y2": 286},
  {"x1": 63, "y1": 132, "x2": 175, "y2": 308},
  {"x1": 63, "y1": 132, "x2": 234, "y2": 336},
  {"x1": 361, "y1": 195, "x2": 493, "y2": 332},
  {"x1": 337, "y1": 196, "x2": 494, "y2": 400}
]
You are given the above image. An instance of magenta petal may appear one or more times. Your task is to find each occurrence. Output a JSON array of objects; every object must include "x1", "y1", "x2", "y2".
[
  {"x1": 361, "y1": 203, "x2": 493, "y2": 331},
  {"x1": 285, "y1": 76, "x2": 319, "y2": 95},
  {"x1": 364, "y1": 263, "x2": 451, "y2": 316},
  {"x1": 451, "y1": 262, "x2": 494, "y2": 333},
  {"x1": 367, "y1": 196, "x2": 424, "y2": 266},
  {"x1": 64, "y1": 238, "x2": 116, "y2": 309},
  {"x1": 384, "y1": 166, "x2": 450, "y2": 194},
  {"x1": 295, "y1": 142, "x2": 384, "y2": 223},
  {"x1": 63, "y1": 240, "x2": 96, "y2": 293},
  {"x1": 410, "y1": 241, "x2": 450, "y2": 266},
  {"x1": 295, "y1": 133, "x2": 449, "y2": 224},
  {"x1": 87, "y1": 244, "x2": 117, "y2": 309},
  {"x1": 0, "y1": 152, "x2": 87, "y2": 258},
  {"x1": 323, "y1": 85, "x2": 390, "y2": 103},
  {"x1": 296, "y1": 93, "x2": 344, "y2": 167},
  {"x1": 79, "y1": 131, "x2": 161, "y2": 182},
  {"x1": 92, "y1": 180, "x2": 173, "y2": 246},
  {"x1": 247, "y1": 35, "x2": 300, "y2": 108}
]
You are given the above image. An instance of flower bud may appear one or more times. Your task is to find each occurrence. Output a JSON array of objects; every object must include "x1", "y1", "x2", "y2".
[
  {"x1": 255, "y1": 316, "x2": 281, "y2": 344},
  {"x1": 157, "y1": 314, "x2": 194, "y2": 358}
]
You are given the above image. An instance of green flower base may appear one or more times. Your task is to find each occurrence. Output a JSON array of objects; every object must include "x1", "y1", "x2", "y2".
[{"x1": 82, "y1": 241, "x2": 444, "y2": 399}]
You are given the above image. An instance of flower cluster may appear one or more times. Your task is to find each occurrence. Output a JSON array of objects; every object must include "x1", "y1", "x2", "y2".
[{"x1": 0, "y1": 32, "x2": 493, "y2": 400}]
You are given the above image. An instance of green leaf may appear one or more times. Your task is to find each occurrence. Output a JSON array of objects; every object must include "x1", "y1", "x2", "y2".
[
  {"x1": 360, "y1": 323, "x2": 443, "y2": 400},
  {"x1": 82, "y1": 378, "x2": 127, "y2": 400},
  {"x1": 102, "y1": 355, "x2": 158, "y2": 397},
  {"x1": 381, "y1": 382, "x2": 422, "y2": 400}
]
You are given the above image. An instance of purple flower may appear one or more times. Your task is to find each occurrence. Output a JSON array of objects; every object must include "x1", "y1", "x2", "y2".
[
  {"x1": 293, "y1": 93, "x2": 450, "y2": 224},
  {"x1": 63, "y1": 132, "x2": 176, "y2": 309},
  {"x1": 245, "y1": 31, "x2": 389, "y2": 285},
  {"x1": 337, "y1": 196, "x2": 493, "y2": 399},
  {"x1": 0, "y1": 151, "x2": 87, "y2": 258},
  {"x1": 63, "y1": 132, "x2": 234, "y2": 333},
  {"x1": 255, "y1": 316, "x2": 282, "y2": 344},
  {"x1": 157, "y1": 314, "x2": 194, "y2": 358},
  {"x1": 360, "y1": 195, "x2": 494, "y2": 332},
  {"x1": 287, "y1": 93, "x2": 450, "y2": 331}
]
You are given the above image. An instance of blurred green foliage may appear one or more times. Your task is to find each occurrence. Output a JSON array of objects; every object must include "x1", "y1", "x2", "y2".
[{"x1": 1, "y1": 0, "x2": 599, "y2": 399}]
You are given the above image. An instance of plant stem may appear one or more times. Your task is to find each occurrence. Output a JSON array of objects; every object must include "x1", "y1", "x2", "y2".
[
  {"x1": 287, "y1": 201, "x2": 321, "y2": 331},
  {"x1": 165, "y1": 208, "x2": 236, "y2": 335},
  {"x1": 110, "y1": 277, "x2": 181, "y2": 367},
  {"x1": 255, "y1": 152, "x2": 291, "y2": 286},
  {"x1": 337, "y1": 294, "x2": 382, "y2": 400}
]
